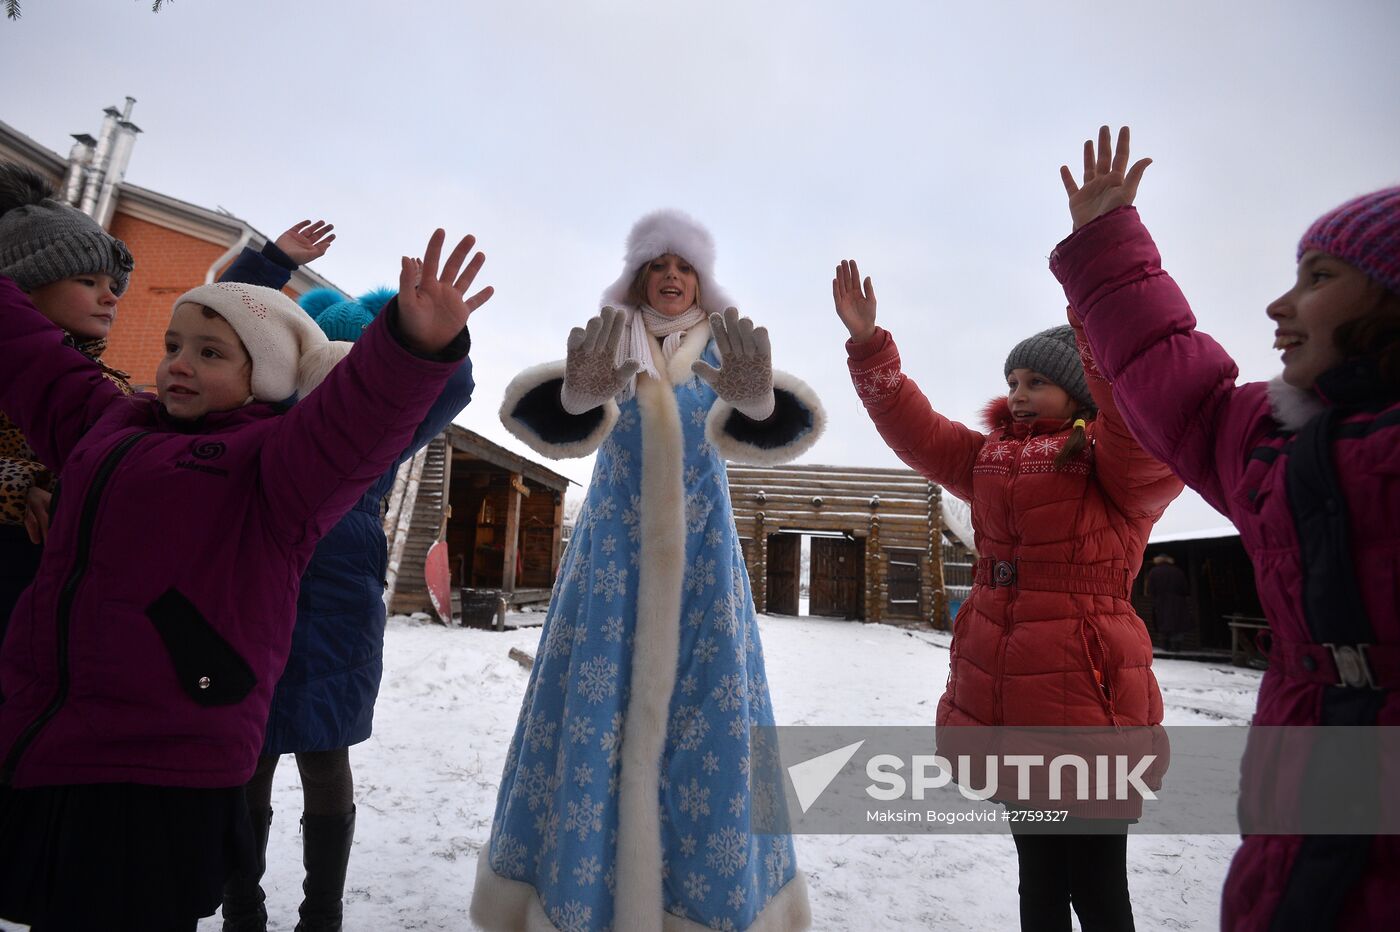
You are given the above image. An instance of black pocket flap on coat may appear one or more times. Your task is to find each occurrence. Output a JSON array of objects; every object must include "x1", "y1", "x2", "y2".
[{"x1": 145, "y1": 588, "x2": 257, "y2": 707}]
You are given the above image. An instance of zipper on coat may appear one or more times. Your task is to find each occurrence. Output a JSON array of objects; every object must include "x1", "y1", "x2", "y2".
[
  {"x1": 1, "y1": 430, "x2": 149, "y2": 784},
  {"x1": 992, "y1": 435, "x2": 1022, "y2": 726}
]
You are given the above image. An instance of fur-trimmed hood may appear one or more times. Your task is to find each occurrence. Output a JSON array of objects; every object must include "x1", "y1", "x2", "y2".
[
  {"x1": 599, "y1": 208, "x2": 736, "y2": 315},
  {"x1": 979, "y1": 396, "x2": 1079, "y2": 437},
  {"x1": 1266, "y1": 374, "x2": 1328, "y2": 431}
]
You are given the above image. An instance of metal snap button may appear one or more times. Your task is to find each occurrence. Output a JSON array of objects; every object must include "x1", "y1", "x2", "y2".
[
  {"x1": 994, "y1": 560, "x2": 1016, "y2": 587},
  {"x1": 198, "y1": 676, "x2": 212, "y2": 690}
]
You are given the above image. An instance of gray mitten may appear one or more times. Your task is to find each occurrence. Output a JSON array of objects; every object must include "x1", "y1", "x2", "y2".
[
  {"x1": 691, "y1": 306, "x2": 775, "y2": 420},
  {"x1": 560, "y1": 306, "x2": 641, "y2": 415}
]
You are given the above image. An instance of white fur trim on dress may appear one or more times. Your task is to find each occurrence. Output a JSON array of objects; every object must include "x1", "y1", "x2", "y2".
[
  {"x1": 600, "y1": 209, "x2": 736, "y2": 316},
  {"x1": 1266, "y1": 374, "x2": 1327, "y2": 431},
  {"x1": 706, "y1": 370, "x2": 826, "y2": 466},
  {"x1": 613, "y1": 371, "x2": 686, "y2": 931},
  {"x1": 470, "y1": 853, "x2": 813, "y2": 931},
  {"x1": 499, "y1": 359, "x2": 619, "y2": 460}
]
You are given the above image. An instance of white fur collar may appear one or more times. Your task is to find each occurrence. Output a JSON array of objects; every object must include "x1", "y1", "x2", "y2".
[{"x1": 1267, "y1": 375, "x2": 1327, "y2": 431}]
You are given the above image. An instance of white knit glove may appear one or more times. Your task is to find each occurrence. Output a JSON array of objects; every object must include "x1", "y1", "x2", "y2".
[
  {"x1": 692, "y1": 306, "x2": 775, "y2": 420},
  {"x1": 560, "y1": 306, "x2": 641, "y2": 415}
]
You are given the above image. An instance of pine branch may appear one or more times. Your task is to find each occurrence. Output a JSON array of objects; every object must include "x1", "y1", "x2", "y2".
[{"x1": 6, "y1": 1, "x2": 173, "y2": 20}]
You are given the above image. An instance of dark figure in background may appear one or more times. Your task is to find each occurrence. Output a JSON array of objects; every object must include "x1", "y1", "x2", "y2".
[{"x1": 1145, "y1": 554, "x2": 1190, "y2": 652}]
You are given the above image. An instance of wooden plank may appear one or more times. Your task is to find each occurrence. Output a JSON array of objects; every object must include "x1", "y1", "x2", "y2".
[
  {"x1": 727, "y1": 477, "x2": 931, "y2": 494},
  {"x1": 501, "y1": 473, "x2": 523, "y2": 594},
  {"x1": 739, "y1": 511, "x2": 929, "y2": 529},
  {"x1": 731, "y1": 498, "x2": 933, "y2": 518},
  {"x1": 550, "y1": 492, "x2": 564, "y2": 583},
  {"x1": 728, "y1": 463, "x2": 923, "y2": 478}
]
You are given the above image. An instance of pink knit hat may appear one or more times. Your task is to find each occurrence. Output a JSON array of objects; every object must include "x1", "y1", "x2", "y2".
[{"x1": 1297, "y1": 186, "x2": 1400, "y2": 294}]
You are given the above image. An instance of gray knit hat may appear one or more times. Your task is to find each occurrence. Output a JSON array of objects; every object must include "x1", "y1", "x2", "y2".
[
  {"x1": 1004, "y1": 324, "x2": 1095, "y2": 413},
  {"x1": 0, "y1": 164, "x2": 134, "y2": 295}
]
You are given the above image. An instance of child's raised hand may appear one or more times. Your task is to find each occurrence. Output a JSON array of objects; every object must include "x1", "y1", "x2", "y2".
[
  {"x1": 274, "y1": 219, "x2": 337, "y2": 265},
  {"x1": 833, "y1": 259, "x2": 878, "y2": 343},
  {"x1": 1060, "y1": 126, "x2": 1152, "y2": 232},
  {"x1": 396, "y1": 229, "x2": 494, "y2": 355}
]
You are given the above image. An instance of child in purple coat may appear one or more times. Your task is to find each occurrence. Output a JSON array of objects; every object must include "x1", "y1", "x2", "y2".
[
  {"x1": 1050, "y1": 126, "x2": 1399, "y2": 932},
  {"x1": 0, "y1": 229, "x2": 492, "y2": 932}
]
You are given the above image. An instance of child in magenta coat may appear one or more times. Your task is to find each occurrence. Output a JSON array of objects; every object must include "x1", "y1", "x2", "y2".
[{"x1": 0, "y1": 230, "x2": 492, "y2": 932}]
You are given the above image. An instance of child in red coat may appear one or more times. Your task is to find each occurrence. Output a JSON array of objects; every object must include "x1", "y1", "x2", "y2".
[{"x1": 833, "y1": 258, "x2": 1182, "y2": 931}]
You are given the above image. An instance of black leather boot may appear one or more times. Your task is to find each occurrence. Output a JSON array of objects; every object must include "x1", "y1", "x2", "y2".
[
  {"x1": 222, "y1": 807, "x2": 273, "y2": 932},
  {"x1": 294, "y1": 808, "x2": 356, "y2": 932}
]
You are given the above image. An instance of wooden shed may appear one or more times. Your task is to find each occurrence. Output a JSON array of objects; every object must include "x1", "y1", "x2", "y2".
[
  {"x1": 726, "y1": 464, "x2": 948, "y2": 626},
  {"x1": 383, "y1": 425, "x2": 570, "y2": 618},
  {"x1": 1133, "y1": 527, "x2": 1264, "y2": 661}
]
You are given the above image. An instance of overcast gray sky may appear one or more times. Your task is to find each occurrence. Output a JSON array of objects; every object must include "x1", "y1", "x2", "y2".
[{"x1": 5, "y1": 0, "x2": 1398, "y2": 535}]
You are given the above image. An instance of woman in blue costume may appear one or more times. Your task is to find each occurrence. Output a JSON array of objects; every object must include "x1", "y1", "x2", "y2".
[{"x1": 475, "y1": 210, "x2": 823, "y2": 931}]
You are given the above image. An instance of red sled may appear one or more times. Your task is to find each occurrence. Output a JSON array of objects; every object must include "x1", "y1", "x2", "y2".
[
  {"x1": 425, "y1": 506, "x2": 452, "y2": 624},
  {"x1": 425, "y1": 542, "x2": 452, "y2": 624}
]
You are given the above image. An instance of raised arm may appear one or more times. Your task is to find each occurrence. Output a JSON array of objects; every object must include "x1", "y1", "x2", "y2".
[
  {"x1": 1051, "y1": 127, "x2": 1258, "y2": 513},
  {"x1": 258, "y1": 230, "x2": 492, "y2": 543},
  {"x1": 221, "y1": 219, "x2": 335, "y2": 289},
  {"x1": 1067, "y1": 309, "x2": 1183, "y2": 518},
  {"x1": 835, "y1": 260, "x2": 983, "y2": 500}
]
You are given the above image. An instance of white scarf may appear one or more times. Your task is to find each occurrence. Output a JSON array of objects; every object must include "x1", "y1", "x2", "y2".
[{"x1": 616, "y1": 303, "x2": 707, "y2": 388}]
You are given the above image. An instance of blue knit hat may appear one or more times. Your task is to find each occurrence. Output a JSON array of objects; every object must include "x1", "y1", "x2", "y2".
[{"x1": 300, "y1": 287, "x2": 394, "y2": 343}]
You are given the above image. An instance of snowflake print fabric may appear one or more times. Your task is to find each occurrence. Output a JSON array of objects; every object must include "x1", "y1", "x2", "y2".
[{"x1": 479, "y1": 340, "x2": 804, "y2": 931}]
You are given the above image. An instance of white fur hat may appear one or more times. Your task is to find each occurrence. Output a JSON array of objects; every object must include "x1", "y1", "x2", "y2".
[
  {"x1": 172, "y1": 281, "x2": 353, "y2": 402},
  {"x1": 599, "y1": 208, "x2": 735, "y2": 314}
]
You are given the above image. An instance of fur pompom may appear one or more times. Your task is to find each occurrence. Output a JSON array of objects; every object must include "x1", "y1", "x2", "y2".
[
  {"x1": 296, "y1": 340, "x2": 354, "y2": 398},
  {"x1": 356, "y1": 286, "x2": 397, "y2": 316},
  {"x1": 297, "y1": 287, "x2": 347, "y2": 320},
  {"x1": 0, "y1": 163, "x2": 56, "y2": 218}
]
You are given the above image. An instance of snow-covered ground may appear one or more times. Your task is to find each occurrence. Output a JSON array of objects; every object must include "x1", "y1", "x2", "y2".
[{"x1": 185, "y1": 613, "x2": 1260, "y2": 931}]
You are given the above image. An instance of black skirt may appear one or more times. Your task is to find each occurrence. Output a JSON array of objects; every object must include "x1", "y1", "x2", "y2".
[{"x1": 0, "y1": 781, "x2": 255, "y2": 931}]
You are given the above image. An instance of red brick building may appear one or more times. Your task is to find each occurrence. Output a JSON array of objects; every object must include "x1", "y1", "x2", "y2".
[{"x1": 1, "y1": 107, "x2": 341, "y2": 389}]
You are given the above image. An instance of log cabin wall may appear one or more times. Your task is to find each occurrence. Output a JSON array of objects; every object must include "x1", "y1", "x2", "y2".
[{"x1": 725, "y1": 464, "x2": 947, "y2": 627}]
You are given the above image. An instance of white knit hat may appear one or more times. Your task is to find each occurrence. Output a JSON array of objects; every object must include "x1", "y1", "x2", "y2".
[
  {"x1": 172, "y1": 281, "x2": 352, "y2": 402},
  {"x1": 599, "y1": 208, "x2": 735, "y2": 314}
]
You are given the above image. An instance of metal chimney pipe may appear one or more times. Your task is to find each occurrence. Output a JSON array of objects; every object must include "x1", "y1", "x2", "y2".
[
  {"x1": 62, "y1": 134, "x2": 96, "y2": 206},
  {"x1": 93, "y1": 103, "x2": 142, "y2": 228},
  {"x1": 78, "y1": 105, "x2": 122, "y2": 218}
]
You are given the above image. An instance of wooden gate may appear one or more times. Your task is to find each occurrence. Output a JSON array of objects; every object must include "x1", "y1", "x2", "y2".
[
  {"x1": 810, "y1": 536, "x2": 864, "y2": 619},
  {"x1": 766, "y1": 533, "x2": 801, "y2": 615}
]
